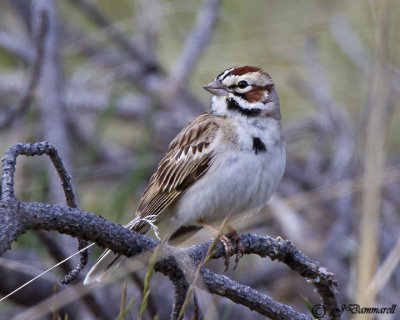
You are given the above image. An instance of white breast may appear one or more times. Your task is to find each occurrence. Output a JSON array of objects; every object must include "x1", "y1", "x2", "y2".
[{"x1": 171, "y1": 117, "x2": 286, "y2": 227}]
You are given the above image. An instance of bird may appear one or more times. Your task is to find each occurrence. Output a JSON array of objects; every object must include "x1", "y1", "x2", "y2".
[{"x1": 84, "y1": 66, "x2": 286, "y2": 284}]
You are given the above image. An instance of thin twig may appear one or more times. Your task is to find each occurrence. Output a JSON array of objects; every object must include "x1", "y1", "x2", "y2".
[
  {"x1": 0, "y1": 142, "x2": 109, "y2": 319},
  {"x1": 329, "y1": 14, "x2": 371, "y2": 74},
  {"x1": 330, "y1": 14, "x2": 399, "y2": 127},
  {"x1": 31, "y1": 4, "x2": 91, "y2": 288},
  {"x1": 67, "y1": 0, "x2": 159, "y2": 72},
  {"x1": 0, "y1": 11, "x2": 47, "y2": 130},
  {"x1": 166, "y1": 0, "x2": 221, "y2": 97},
  {"x1": 45, "y1": 137, "x2": 89, "y2": 285},
  {"x1": 0, "y1": 31, "x2": 34, "y2": 62},
  {"x1": 32, "y1": 0, "x2": 73, "y2": 202},
  {"x1": 302, "y1": 37, "x2": 354, "y2": 178}
]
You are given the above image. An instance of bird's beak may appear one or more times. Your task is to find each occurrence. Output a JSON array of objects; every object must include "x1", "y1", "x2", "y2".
[{"x1": 203, "y1": 79, "x2": 230, "y2": 96}]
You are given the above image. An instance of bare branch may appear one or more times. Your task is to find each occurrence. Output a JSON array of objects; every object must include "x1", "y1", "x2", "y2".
[
  {"x1": 0, "y1": 140, "x2": 88, "y2": 281},
  {"x1": 166, "y1": 0, "x2": 221, "y2": 96},
  {"x1": 0, "y1": 199, "x2": 328, "y2": 320},
  {"x1": 201, "y1": 268, "x2": 309, "y2": 320},
  {"x1": 330, "y1": 14, "x2": 399, "y2": 123},
  {"x1": 0, "y1": 142, "x2": 339, "y2": 320},
  {"x1": 1, "y1": 141, "x2": 75, "y2": 205},
  {"x1": 302, "y1": 37, "x2": 354, "y2": 178},
  {"x1": 0, "y1": 31, "x2": 34, "y2": 62},
  {"x1": 33, "y1": 231, "x2": 108, "y2": 320},
  {"x1": 0, "y1": 12, "x2": 47, "y2": 130},
  {"x1": 169, "y1": 259, "x2": 190, "y2": 320},
  {"x1": 0, "y1": 142, "x2": 111, "y2": 319},
  {"x1": 65, "y1": 91, "x2": 152, "y2": 120},
  {"x1": 329, "y1": 15, "x2": 371, "y2": 74},
  {"x1": 32, "y1": 0, "x2": 73, "y2": 199},
  {"x1": 63, "y1": 0, "x2": 207, "y2": 119},
  {"x1": 66, "y1": 0, "x2": 160, "y2": 73}
]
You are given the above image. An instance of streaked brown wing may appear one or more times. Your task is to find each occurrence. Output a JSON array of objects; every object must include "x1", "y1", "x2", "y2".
[{"x1": 132, "y1": 113, "x2": 220, "y2": 232}]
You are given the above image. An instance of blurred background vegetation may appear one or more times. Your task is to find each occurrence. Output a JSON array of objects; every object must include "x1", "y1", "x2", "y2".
[{"x1": 0, "y1": 0, "x2": 399, "y2": 319}]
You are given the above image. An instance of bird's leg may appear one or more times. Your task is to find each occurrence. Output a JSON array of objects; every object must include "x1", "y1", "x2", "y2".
[
  {"x1": 198, "y1": 220, "x2": 244, "y2": 271},
  {"x1": 226, "y1": 226, "x2": 244, "y2": 270}
]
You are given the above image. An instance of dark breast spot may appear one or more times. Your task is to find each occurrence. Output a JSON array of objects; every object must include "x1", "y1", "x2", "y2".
[{"x1": 252, "y1": 137, "x2": 267, "y2": 154}]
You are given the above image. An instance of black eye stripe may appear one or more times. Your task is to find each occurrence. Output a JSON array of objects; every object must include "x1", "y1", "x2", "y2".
[
  {"x1": 227, "y1": 83, "x2": 252, "y2": 90},
  {"x1": 254, "y1": 84, "x2": 274, "y2": 90},
  {"x1": 227, "y1": 84, "x2": 274, "y2": 91}
]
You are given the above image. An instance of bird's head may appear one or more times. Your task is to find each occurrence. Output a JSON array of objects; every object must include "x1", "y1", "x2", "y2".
[{"x1": 204, "y1": 66, "x2": 280, "y2": 120}]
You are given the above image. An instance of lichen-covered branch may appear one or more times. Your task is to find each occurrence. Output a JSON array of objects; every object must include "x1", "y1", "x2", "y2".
[
  {"x1": 0, "y1": 199, "x2": 321, "y2": 320},
  {"x1": 0, "y1": 142, "x2": 339, "y2": 319}
]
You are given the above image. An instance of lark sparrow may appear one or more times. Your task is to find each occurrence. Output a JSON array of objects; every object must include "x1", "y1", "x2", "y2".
[{"x1": 84, "y1": 66, "x2": 286, "y2": 284}]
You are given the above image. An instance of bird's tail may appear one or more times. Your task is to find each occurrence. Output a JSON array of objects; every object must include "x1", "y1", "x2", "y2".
[
  {"x1": 83, "y1": 216, "x2": 146, "y2": 285},
  {"x1": 83, "y1": 249, "x2": 125, "y2": 284}
]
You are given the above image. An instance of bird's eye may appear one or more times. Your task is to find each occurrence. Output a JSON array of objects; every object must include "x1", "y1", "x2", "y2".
[{"x1": 237, "y1": 80, "x2": 248, "y2": 89}]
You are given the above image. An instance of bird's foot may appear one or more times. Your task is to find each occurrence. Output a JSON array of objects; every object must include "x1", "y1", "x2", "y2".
[
  {"x1": 221, "y1": 230, "x2": 244, "y2": 272},
  {"x1": 197, "y1": 219, "x2": 244, "y2": 271}
]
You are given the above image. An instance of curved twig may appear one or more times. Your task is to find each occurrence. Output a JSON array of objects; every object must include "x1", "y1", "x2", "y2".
[
  {"x1": 0, "y1": 143, "x2": 88, "y2": 283},
  {"x1": 0, "y1": 142, "x2": 340, "y2": 319}
]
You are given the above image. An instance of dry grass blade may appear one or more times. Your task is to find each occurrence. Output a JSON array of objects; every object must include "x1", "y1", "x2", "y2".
[
  {"x1": 177, "y1": 212, "x2": 232, "y2": 319},
  {"x1": 356, "y1": 1, "x2": 394, "y2": 318},
  {"x1": 0, "y1": 257, "x2": 56, "y2": 280},
  {"x1": 9, "y1": 281, "x2": 101, "y2": 320},
  {"x1": 119, "y1": 281, "x2": 127, "y2": 320},
  {"x1": 139, "y1": 239, "x2": 166, "y2": 320},
  {"x1": 0, "y1": 242, "x2": 95, "y2": 303},
  {"x1": 366, "y1": 236, "x2": 400, "y2": 302}
]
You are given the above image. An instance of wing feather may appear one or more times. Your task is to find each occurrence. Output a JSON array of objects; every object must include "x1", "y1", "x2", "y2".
[{"x1": 132, "y1": 113, "x2": 220, "y2": 232}]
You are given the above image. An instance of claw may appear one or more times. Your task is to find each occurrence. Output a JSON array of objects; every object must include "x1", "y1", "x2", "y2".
[
  {"x1": 198, "y1": 219, "x2": 245, "y2": 272},
  {"x1": 220, "y1": 230, "x2": 244, "y2": 272},
  {"x1": 221, "y1": 235, "x2": 234, "y2": 272},
  {"x1": 227, "y1": 230, "x2": 244, "y2": 270},
  {"x1": 233, "y1": 236, "x2": 244, "y2": 270}
]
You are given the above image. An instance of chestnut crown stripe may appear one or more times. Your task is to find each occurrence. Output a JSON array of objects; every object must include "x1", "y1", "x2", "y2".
[{"x1": 217, "y1": 66, "x2": 271, "y2": 80}]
